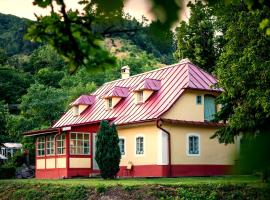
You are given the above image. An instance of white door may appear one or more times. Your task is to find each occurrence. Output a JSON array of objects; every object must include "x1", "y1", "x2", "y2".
[{"x1": 92, "y1": 133, "x2": 99, "y2": 170}]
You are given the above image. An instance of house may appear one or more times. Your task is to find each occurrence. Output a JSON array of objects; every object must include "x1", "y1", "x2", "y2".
[
  {"x1": 24, "y1": 59, "x2": 237, "y2": 179},
  {"x1": 0, "y1": 143, "x2": 22, "y2": 158}
]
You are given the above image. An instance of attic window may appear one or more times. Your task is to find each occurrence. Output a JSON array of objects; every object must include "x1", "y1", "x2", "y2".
[
  {"x1": 73, "y1": 106, "x2": 79, "y2": 116},
  {"x1": 137, "y1": 91, "x2": 144, "y2": 103},
  {"x1": 108, "y1": 98, "x2": 113, "y2": 109}
]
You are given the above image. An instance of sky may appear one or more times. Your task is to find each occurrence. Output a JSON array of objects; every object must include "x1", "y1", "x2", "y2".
[{"x1": 0, "y1": 0, "x2": 155, "y2": 21}]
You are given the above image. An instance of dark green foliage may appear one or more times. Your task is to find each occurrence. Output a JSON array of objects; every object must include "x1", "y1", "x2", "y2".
[
  {"x1": 20, "y1": 83, "x2": 66, "y2": 128},
  {"x1": 174, "y1": 1, "x2": 218, "y2": 72},
  {"x1": 211, "y1": 4, "x2": 270, "y2": 180},
  {"x1": 0, "y1": 68, "x2": 31, "y2": 106},
  {"x1": 96, "y1": 121, "x2": 121, "y2": 179},
  {"x1": 0, "y1": 167, "x2": 15, "y2": 179},
  {"x1": 0, "y1": 101, "x2": 9, "y2": 143},
  {"x1": 212, "y1": 6, "x2": 270, "y2": 143},
  {"x1": 0, "y1": 182, "x2": 269, "y2": 200},
  {"x1": 0, "y1": 13, "x2": 39, "y2": 55}
]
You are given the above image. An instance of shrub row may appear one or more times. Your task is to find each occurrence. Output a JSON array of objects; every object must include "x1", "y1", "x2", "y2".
[{"x1": 0, "y1": 182, "x2": 269, "y2": 200}]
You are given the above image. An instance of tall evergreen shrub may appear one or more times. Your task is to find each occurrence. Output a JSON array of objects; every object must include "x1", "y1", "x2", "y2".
[{"x1": 95, "y1": 120, "x2": 121, "y2": 179}]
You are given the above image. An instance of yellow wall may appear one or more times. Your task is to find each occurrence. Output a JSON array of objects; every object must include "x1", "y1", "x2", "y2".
[
  {"x1": 163, "y1": 123, "x2": 237, "y2": 165},
  {"x1": 36, "y1": 159, "x2": 45, "y2": 169},
  {"x1": 162, "y1": 90, "x2": 218, "y2": 122},
  {"x1": 46, "y1": 158, "x2": 55, "y2": 169},
  {"x1": 56, "y1": 158, "x2": 66, "y2": 168},
  {"x1": 117, "y1": 123, "x2": 159, "y2": 166},
  {"x1": 70, "y1": 158, "x2": 91, "y2": 168}
]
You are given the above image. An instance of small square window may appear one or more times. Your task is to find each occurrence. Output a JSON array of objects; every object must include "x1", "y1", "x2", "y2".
[{"x1": 196, "y1": 95, "x2": 202, "y2": 105}]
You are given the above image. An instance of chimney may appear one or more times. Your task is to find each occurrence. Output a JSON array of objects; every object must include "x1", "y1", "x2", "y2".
[{"x1": 121, "y1": 65, "x2": 130, "y2": 79}]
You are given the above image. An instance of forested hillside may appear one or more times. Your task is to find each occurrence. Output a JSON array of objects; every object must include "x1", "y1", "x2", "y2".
[{"x1": 0, "y1": 13, "x2": 174, "y2": 146}]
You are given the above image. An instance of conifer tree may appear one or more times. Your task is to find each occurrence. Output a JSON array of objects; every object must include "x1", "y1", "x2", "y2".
[{"x1": 95, "y1": 120, "x2": 121, "y2": 179}]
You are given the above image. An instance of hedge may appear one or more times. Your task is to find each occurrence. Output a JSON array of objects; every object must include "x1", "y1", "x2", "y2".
[{"x1": 0, "y1": 182, "x2": 269, "y2": 200}]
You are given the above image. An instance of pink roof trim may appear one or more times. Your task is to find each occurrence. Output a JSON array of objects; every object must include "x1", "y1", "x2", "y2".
[
  {"x1": 70, "y1": 95, "x2": 95, "y2": 106},
  {"x1": 103, "y1": 86, "x2": 129, "y2": 98},
  {"x1": 53, "y1": 60, "x2": 222, "y2": 128},
  {"x1": 134, "y1": 78, "x2": 161, "y2": 91}
]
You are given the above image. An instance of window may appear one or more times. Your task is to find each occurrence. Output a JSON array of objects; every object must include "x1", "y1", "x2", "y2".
[
  {"x1": 204, "y1": 95, "x2": 216, "y2": 121},
  {"x1": 187, "y1": 134, "x2": 200, "y2": 156},
  {"x1": 136, "y1": 136, "x2": 144, "y2": 155},
  {"x1": 196, "y1": 95, "x2": 202, "y2": 105},
  {"x1": 73, "y1": 105, "x2": 79, "y2": 116},
  {"x1": 57, "y1": 134, "x2": 66, "y2": 155},
  {"x1": 119, "y1": 138, "x2": 125, "y2": 155},
  {"x1": 70, "y1": 133, "x2": 90, "y2": 155},
  {"x1": 137, "y1": 91, "x2": 143, "y2": 103},
  {"x1": 108, "y1": 98, "x2": 113, "y2": 109},
  {"x1": 37, "y1": 136, "x2": 45, "y2": 156},
  {"x1": 46, "y1": 135, "x2": 55, "y2": 155}
]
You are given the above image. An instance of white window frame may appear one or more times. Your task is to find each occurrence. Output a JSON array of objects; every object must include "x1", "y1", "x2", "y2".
[
  {"x1": 73, "y1": 105, "x2": 79, "y2": 116},
  {"x1": 108, "y1": 98, "x2": 113, "y2": 109},
  {"x1": 56, "y1": 133, "x2": 66, "y2": 155},
  {"x1": 119, "y1": 137, "x2": 126, "y2": 157},
  {"x1": 186, "y1": 133, "x2": 200, "y2": 157},
  {"x1": 196, "y1": 95, "x2": 203, "y2": 105},
  {"x1": 137, "y1": 91, "x2": 144, "y2": 103},
  {"x1": 37, "y1": 136, "x2": 45, "y2": 157},
  {"x1": 135, "y1": 134, "x2": 145, "y2": 156},
  {"x1": 46, "y1": 135, "x2": 55, "y2": 155},
  {"x1": 70, "y1": 132, "x2": 90, "y2": 155}
]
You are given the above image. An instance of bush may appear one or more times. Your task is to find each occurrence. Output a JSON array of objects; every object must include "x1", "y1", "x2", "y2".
[
  {"x1": 0, "y1": 166, "x2": 15, "y2": 179},
  {"x1": 95, "y1": 121, "x2": 121, "y2": 179}
]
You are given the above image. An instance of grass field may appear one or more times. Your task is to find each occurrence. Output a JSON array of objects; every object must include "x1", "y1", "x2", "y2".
[
  {"x1": 0, "y1": 175, "x2": 263, "y2": 187},
  {"x1": 0, "y1": 176, "x2": 269, "y2": 200}
]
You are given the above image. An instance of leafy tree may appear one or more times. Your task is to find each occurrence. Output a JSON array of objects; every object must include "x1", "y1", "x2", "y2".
[
  {"x1": 211, "y1": 5, "x2": 270, "y2": 181},
  {"x1": 35, "y1": 67, "x2": 65, "y2": 88},
  {"x1": 0, "y1": 67, "x2": 31, "y2": 107},
  {"x1": 20, "y1": 83, "x2": 66, "y2": 128},
  {"x1": 0, "y1": 13, "x2": 39, "y2": 55},
  {"x1": 174, "y1": 1, "x2": 217, "y2": 72},
  {"x1": 96, "y1": 121, "x2": 121, "y2": 179},
  {"x1": 28, "y1": 45, "x2": 66, "y2": 73},
  {"x1": 0, "y1": 101, "x2": 10, "y2": 143}
]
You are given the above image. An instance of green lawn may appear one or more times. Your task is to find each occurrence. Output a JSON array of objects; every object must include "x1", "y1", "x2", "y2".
[{"x1": 0, "y1": 175, "x2": 263, "y2": 187}]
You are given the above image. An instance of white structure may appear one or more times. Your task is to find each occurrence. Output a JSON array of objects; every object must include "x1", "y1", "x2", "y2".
[{"x1": 0, "y1": 143, "x2": 22, "y2": 158}]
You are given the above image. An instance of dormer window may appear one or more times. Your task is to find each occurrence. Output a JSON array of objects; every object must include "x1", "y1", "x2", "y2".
[
  {"x1": 134, "y1": 78, "x2": 161, "y2": 104},
  {"x1": 70, "y1": 95, "x2": 95, "y2": 116},
  {"x1": 103, "y1": 86, "x2": 129, "y2": 110}
]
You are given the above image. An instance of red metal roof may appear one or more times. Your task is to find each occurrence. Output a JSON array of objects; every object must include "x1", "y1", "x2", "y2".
[
  {"x1": 134, "y1": 78, "x2": 161, "y2": 91},
  {"x1": 103, "y1": 86, "x2": 129, "y2": 98},
  {"x1": 53, "y1": 60, "x2": 221, "y2": 128},
  {"x1": 70, "y1": 95, "x2": 95, "y2": 106}
]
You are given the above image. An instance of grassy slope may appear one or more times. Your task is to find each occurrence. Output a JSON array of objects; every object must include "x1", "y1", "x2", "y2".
[
  {"x1": 0, "y1": 175, "x2": 263, "y2": 186},
  {"x1": 0, "y1": 176, "x2": 270, "y2": 200}
]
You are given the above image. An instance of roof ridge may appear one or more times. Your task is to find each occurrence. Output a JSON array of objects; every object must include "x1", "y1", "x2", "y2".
[{"x1": 103, "y1": 61, "x2": 184, "y2": 85}]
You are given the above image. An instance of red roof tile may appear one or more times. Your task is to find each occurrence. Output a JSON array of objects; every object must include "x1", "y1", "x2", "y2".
[{"x1": 53, "y1": 60, "x2": 221, "y2": 128}]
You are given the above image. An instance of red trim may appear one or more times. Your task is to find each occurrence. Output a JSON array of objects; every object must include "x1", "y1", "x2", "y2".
[
  {"x1": 36, "y1": 168, "x2": 67, "y2": 179},
  {"x1": 161, "y1": 118, "x2": 225, "y2": 127},
  {"x1": 118, "y1": 164, "x2": 233, "y2": 177}
]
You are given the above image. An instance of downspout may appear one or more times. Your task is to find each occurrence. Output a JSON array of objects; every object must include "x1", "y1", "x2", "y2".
[
  {"x1": 156, "y1": 118, "x2": 171, "y2": 177},
  {"x1": 54, "y1": 128, "x2": 62, "y2": 178}
]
